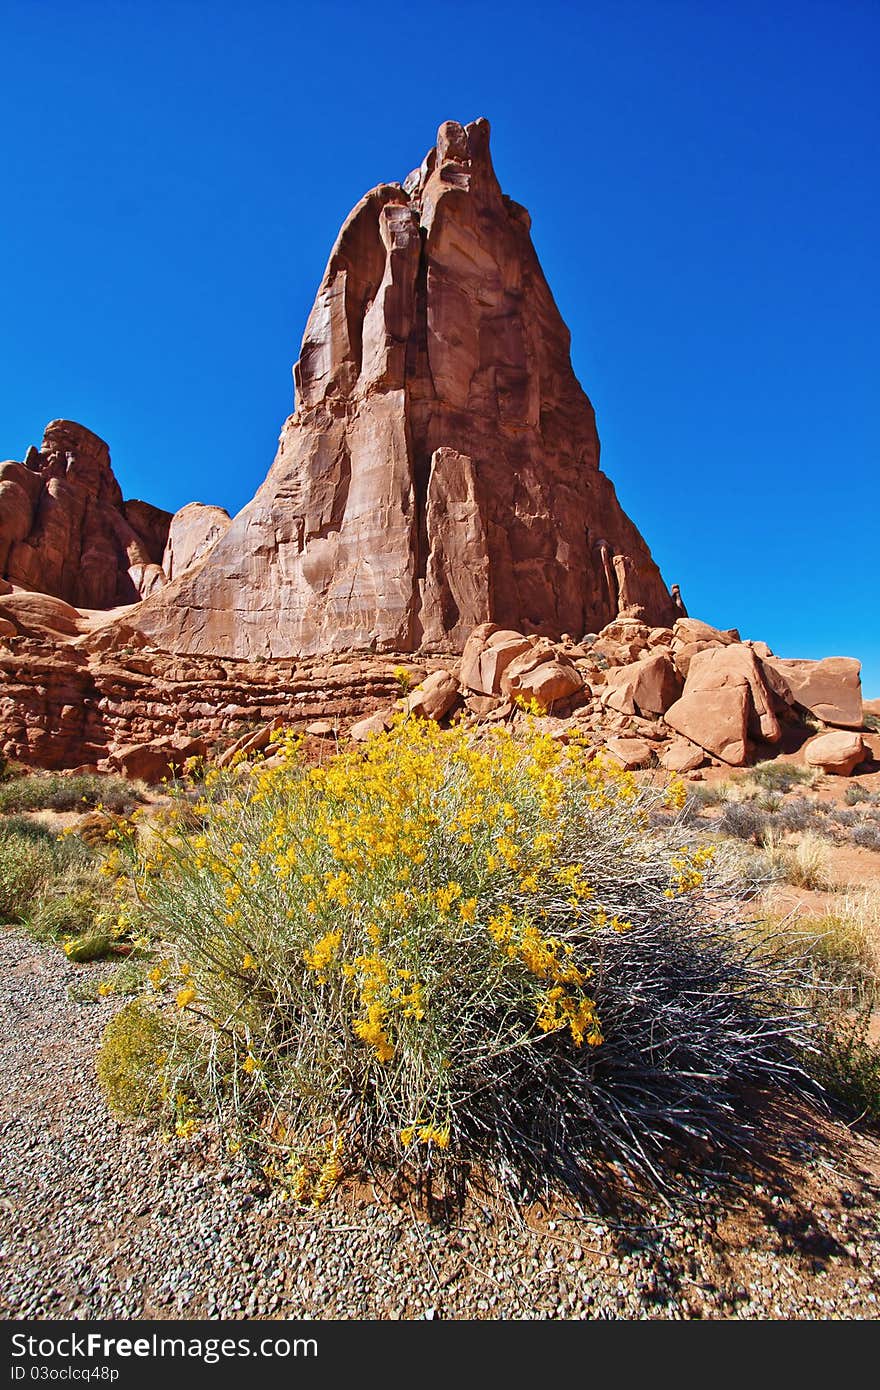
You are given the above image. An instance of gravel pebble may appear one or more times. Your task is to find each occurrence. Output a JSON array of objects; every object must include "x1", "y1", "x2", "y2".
[{"x1": 1, "y1": 927, "x2": 879, "y2": 1321}]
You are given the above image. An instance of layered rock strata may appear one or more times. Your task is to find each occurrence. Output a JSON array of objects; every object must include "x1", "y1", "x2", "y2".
[{"x1": 0, "y1": 612, "x2": 870, "y2": 781}]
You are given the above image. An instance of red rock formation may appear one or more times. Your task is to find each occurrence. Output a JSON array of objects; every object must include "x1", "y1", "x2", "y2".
[
  {"x1": 162, "y1": 503, "x2": 232, "y2": 581},
  {"x1": 131, "y1": 118, "x2": 677, "y2": 660},
  {"x1": 0, "y1": 421, "x2": 172, "y2": 607},
  {"x1": 0, "y1": 609, "x2": 868, "y2": 779}
]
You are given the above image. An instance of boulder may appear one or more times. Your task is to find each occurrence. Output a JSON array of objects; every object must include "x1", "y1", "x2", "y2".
[
  {"x1": 599, "y1": 650, "x2": 682, "y2": 717},
  {"x1": 603, "y1": 737, "x2": 654, "y2": 770},
  {"x1": 761, "y1": 656, "x2": 863, "y2": 730},
  {"x1": 464, "y1": 692, "x2": 505, "y2": 717},
  {"x1": 304, "y1": 720, "x2": 335, "y2": 737},
  {"x1": 802, "y1": 731, "x2": 866, "y2": 776},
  {"x1": 506, "y1": 659, "x2": 583, "y2": 709},
  {"x1": 673, "y1": 618, "x2": 741, "y2": 647},
  {"x1": 499, "y1": 642, "x2": 583, "y2": 708},
  {"x1": 350, "y1": 710, "x2": 395, "y2": 742},
  {"x1": 460, "y1": 626, "x2": 533, "y2": 695},
  {"x1": 460, "y1": 623, "x2": 500, "y2": 691},
  {"x1": 217, "y1": 717, "x2": 286, "y2": 767},
  {"x1": 591, "y1": 618, "x2": 654, "y2": 665},
  {"x1": 0, "y1": 592, "x2": 84, "y2": 638},
  {"x1": 663, "y1": 644, "x2": 779, "y2": 766},
  {"x1": 659, "y1": 738, "x2": 705, "y2": 772},
  {"x1": 406, "y1": 668, "x2": 460, "y2": 721},
  {"x1": 671, "y1": 616, "x2": 741, "y2": 677},
  {"x1": 110, "y1": 737, "x2": 207, "y2": 784}
]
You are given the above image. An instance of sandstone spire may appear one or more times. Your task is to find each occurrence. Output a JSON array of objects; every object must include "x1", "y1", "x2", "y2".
[
  {"x1": 0, "y1": 420, "x2": 171, "y2": 607},
  {"x1": 132, "y1": 118, "x2": 677, "y2": 658}
]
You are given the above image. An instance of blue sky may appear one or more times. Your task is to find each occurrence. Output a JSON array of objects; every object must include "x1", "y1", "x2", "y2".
[{"x1": 2, "y1": 0, "x2": 877, "y2": 692}]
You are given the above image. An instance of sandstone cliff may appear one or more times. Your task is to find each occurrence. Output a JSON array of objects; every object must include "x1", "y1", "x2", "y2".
[{"x1": 131, "y1": 118, "x2": 677, "y2": 659}]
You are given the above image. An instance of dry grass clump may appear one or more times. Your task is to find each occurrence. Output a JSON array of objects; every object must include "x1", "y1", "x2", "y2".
[
  {"x1": 753, "y1": 888, "x2": 880, "y2": 1126},
  {"x1": 762, "y1": 830, "x2": 833, "y2": 891},
  {"x1": 757, "y1": 893, "x2": 879, "y2": 1005},
  {"x1": 98, "y1": 718, "x2": 819, "y2": 1203}
]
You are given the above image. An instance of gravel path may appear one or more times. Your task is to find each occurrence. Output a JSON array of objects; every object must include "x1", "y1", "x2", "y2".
[{"x1": 2, "y1": 926, "x2": 880, "y2": 1321}]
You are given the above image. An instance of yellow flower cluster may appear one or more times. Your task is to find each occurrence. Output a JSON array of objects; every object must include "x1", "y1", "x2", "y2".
[
  {"x1": 303, "y1": 930, "x2": 342, "y2": 976},
  {"x1": 400, "y1": 1123, "x2": 450, "y2": 1148},
  {"x1": 536, "y1": 986, "x2": 603, "y2": 1047},
  {"x1": 665, "y1": 843, "x2": 717, "y2": 898},
  {"x1": 272, "y1": 1136, "x2": 345, "y2": 1206}
]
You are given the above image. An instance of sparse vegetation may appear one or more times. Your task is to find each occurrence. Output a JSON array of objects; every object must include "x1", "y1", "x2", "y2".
[
  {"x1": 774, "y1": 796, "x2": 823, "y2": 836},
  {"x1": 0, "y1": 818, "x2": 93, "y2": 923},
  {"x1": 813, "y1": 1008, "x2": 880, "y2": 1127},
  {"x1": 749, "y1": 761, "x2": 815, "y2": 794},
  {"x1": 845, "y1": 784, "x2": 871, "y2": 805},
  {"x1": 718, "y1": 800, "x2": 771, "y2": 845},
  {"x1": 851, "y1": 822, "x2": 880, "y2": 853},
  {"x1": 0, "y1": 772, "x2": 143, "y2": 816}
]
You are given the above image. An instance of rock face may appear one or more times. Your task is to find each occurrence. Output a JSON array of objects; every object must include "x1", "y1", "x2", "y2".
[
  {"x1": 162, "y1": 503, "x2": 233, "y2": 581},
  {"x1": 131, "y1": 118, "x2": 677, "y2": 659},
  {"x1": 0, "y1": 607, "x2": 868, "y2": 779},
  {"x1": 0, "y1": 421, "x2": 172, "y2": 608}
]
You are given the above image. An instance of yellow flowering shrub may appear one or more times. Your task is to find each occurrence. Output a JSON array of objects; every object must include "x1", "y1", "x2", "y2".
[{"x1": 100, "y1": 716, "x2": 813, "y2": 1199}]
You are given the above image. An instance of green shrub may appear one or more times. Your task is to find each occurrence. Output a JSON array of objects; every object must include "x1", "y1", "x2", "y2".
[
  {"x1": 70, "y1": 957, "x2": 154, "y2": 1002},
  {"x1": 96, "y1": 999, "x2": 169, "y2": 1117},
  {"x1": 688, "y1": 781, "x2": 730, "y2": 808},
  {"x1": 27, "y1": 879, "x2": 103, "y2": 942},
  {"x1": 749, "y1": 761, "x2": 813, "y2": 793},
  {"x1": 63, "y1": 928, "x2": 115, "y2": 963},
  {"x1": 0, "y1": 824, "x2": 62, "y2": 921},
  {"x1": 845, "y1": 784, "x2": 870, "y2": 806},
  {"x1": 109, "y1": 720, "x2": 817, "y2": 1202},
  {"x1": 0, "y1": 773, "x2": 143, "y2": 815}
]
